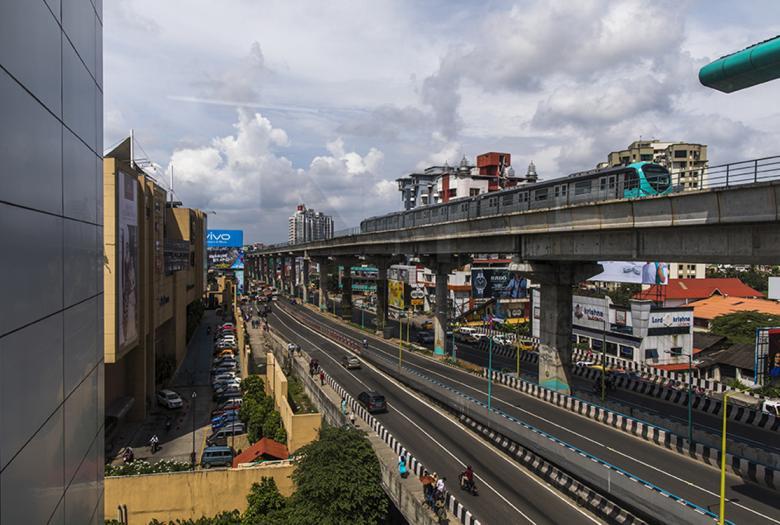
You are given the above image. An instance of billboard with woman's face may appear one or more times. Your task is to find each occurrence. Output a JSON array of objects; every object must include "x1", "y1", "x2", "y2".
[{"x1": 118, "y1": 171, "x2": 139, "y2": 349}]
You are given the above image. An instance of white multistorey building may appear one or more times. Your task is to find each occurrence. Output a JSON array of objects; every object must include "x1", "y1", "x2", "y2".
[
  {"x1": 289, "y1": 204, "x2": 334, "y2": 244},
  {"x1": 603, "y1": 140, "x2": 709, "y2": 280}
]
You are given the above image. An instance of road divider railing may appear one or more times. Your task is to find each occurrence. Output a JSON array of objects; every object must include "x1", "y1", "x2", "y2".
[
  {"x1": 486, "y1": 368, "x2": 779, "y2": 492},
  {"x1": 473, "y1": 340, "x2": 779, "y2": 433},
  {"x1": 268, "y1": 318, "x2": 480, "y2": 525},
  {"x1": 279, "y1": 303, "x2": 724, "y2": 525}
]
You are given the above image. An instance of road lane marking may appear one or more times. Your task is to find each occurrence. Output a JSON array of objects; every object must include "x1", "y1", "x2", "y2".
[
  {"x1": 289, "y1": 305, "x2": 780, "y2": 525},
  {"x1": 275, "y1": 308, "x2": 603, "y2": 525}
]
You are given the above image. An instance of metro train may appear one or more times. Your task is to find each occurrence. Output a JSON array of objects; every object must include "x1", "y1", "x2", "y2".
[{"x1": 360, "y1": 161, "x2": 673, "y2": 233}]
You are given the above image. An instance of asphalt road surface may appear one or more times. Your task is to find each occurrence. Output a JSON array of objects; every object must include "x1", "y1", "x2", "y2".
[{"x1": 281, "y1": 300, "x2": 780, "y2": 525}]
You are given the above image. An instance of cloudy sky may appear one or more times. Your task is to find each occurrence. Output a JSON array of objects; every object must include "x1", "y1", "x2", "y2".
[{"x1": 104, "y1": 0, "x2": 780, "y2": 243}]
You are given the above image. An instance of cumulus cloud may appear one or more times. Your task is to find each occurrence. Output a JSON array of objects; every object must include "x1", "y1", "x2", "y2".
[{"x1": 166, "y1": 109, "x2": 393, "y2": 242}]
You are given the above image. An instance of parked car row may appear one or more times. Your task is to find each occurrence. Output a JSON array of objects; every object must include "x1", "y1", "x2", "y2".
[{"x1": 204, "y1": 322, "x2": 246, "y2": 457}]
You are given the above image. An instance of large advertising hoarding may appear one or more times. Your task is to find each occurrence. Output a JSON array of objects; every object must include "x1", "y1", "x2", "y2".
[
  {"x1": 207, "y1": 229, "x2": 243, "y2": 248},
  {"x1": 471, "y1": 269, "x2": 528, "y2": 300},
  {"x1": 757, "y1": 328, "x2": 780, "y2": 385},
  {"x1": 388, "y1": 279, "x2": 405, "y2": 310},
  {"x1": 118, "y1": 171, "x2": 139, "y2": 349},
  {"x1": 589, "y1": 261, "x2": 670, "y2": 285},
  {"x1": 207, "y1": 229, "x2": 244, "y2": 270}
]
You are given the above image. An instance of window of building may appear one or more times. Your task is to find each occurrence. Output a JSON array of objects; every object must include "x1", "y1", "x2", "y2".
[
  {"x1": 606, "y1": 341, "x2": 618, "y2": 356},
  {"x1": 670, "y1": 347, "x2": 683, "y2": 356},
  {"x1": 640, "y1": 154, "x2": 653, "y2": 161},
  {"x1": 470, "y1": 188, "x2": 480, "y2": 197},
  {"x1": 620, "y1": 346, "x2": 634, "y2": 359},
  {"x1": 645, "y1": 348, "x2": 659, "y2": 360},
  {"x1": 449, "y1": 189, "x2": 457, "y2": 198},
  {"x1": 578, "y1": 336, "x2": 591, "y2": 347},
  {"x1": 421, "y1": 196, "x2": 428, "y2": 204},
  {"x1": 592, "y1": 339, "x2": 603, "y2": 350},
  {"x1": 574, "y1": 180, "x2": 591, "y2": 195},
  {"x1": 674, "y1": 150, "x2": 688, "y2": 158}
]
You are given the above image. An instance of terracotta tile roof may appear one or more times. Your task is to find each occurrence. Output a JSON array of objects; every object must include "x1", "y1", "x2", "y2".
[
  {"x1": 232, "y1": 437, "x2": 289, "y2": 467},
  {"x1": 652, "y1": 363, "x2": 696, "y2": 372},
  {"x1": 687, "y1": 295, "x2": 780, "y2": 321},
  {"x1": 635, "y1": 278, "x2": 764, "y2": 301}
]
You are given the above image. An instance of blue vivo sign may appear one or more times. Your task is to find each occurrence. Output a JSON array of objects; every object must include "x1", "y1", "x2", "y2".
[{"x1": 207, "y1": 229, "x2": 243, "y2": 247}]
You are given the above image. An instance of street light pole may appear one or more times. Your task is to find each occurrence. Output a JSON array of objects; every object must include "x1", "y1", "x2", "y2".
[
  {"x1": 191, "y1": 391, "x2": 197, "y2": 469},
  {"x1": 687, "y1": 353, "x2": 694, "y2": 445},
  {"x1": 487, "y1": 318, "x2": 494, "y2": 412}
]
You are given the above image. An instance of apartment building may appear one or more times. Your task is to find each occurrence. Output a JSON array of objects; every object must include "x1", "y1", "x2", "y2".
[{"x1": 288, "y1": 204, "x2": 334, "y2": 244}]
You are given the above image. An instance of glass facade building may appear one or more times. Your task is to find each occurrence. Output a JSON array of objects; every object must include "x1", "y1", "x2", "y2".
[{"x1": 0, "y1": 1, "x2": 104, "y2": 523}]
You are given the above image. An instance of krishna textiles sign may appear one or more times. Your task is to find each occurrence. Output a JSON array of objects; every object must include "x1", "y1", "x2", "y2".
[{"x1": 206, "y1": 229, "x2": 243, "y2": 248}]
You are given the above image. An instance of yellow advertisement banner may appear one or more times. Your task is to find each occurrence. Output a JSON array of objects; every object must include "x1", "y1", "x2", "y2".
[{"x1": 388, "y1": 279, "x2": 405, "y2": 310}]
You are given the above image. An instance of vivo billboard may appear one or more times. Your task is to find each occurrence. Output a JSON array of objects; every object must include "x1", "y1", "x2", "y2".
[{"x1": 207, "y1": 229, "x2": 243, "y2": 248}]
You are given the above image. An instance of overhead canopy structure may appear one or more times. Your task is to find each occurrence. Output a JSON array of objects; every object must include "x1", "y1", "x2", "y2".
[{"x1": 699, "y1": 35, "x2": 780, "y2": 92}]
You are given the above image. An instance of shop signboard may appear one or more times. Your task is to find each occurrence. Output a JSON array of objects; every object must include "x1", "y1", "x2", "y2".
[{"x1": 572, "y1": 295, "x2": 608, "y2": 331}]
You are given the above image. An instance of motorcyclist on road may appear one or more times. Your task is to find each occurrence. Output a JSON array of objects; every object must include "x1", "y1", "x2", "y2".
[
  {"x1": 362, "y1": 338, "x2": 368, "y2": 351},
  {"x1": 461, "y1": 465, "x2": 475, "y2": 492},
  {"x1": 150, "y1": 434, "x2": 159, "y2": 453}
]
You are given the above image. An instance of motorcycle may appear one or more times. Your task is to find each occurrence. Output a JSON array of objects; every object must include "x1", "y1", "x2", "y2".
[
  {"x1": 459, "y1": 472, "x2": 478, "y2": 496},
  {"x1": 150, "y1": 436, "x2": 160, "y2": 454}
]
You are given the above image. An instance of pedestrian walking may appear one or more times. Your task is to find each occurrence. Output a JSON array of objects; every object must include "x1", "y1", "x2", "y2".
[
  {"x1": 319, "y1": 370, "x2": 325, "y2": 386},
  {"x1": 341, "y1": 397, "x2": 347, "y2": 416}
]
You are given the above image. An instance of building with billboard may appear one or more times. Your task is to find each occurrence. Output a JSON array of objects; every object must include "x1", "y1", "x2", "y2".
[
  {"x1": 0, "y1": 3, "x2": 104, "y2": 523},
  {"x1": 103, "y1": 138, "x2": 207, "y2": 427},
  {"x1": 532, "y1": 291, "x2": 694, "y2": 366}
]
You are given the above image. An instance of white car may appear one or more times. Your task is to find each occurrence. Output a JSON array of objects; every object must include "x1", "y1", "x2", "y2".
[
  {"x1": 212, "y1": 372, "x2": 238, "y2": 384},
  {"x1": 156, "y1": 389, "x2": 183, "y2": 409}
]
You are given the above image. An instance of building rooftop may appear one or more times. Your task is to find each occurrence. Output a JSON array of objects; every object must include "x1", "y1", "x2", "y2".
[
  {"x1": 698, "y1": 343, "x2": 756, "y2": 371},
  {"x1": 687, "y1": 295, "x2": 780, "y2": 321},
  {"x1": 232, "y1": 437, "x2": 289, "y2": 467},
  {"x1": 635, "y1": 278, "x2": 764, "y2": 301}
]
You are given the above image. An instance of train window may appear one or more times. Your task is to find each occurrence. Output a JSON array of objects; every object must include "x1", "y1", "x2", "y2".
[
  {"x1": 521, "y1": 192, "x2": 529, "y2": 202},
  {"x1": 461, "y1": 203, "x2": 468, "y2": 212},
  {"x1": 560, "y1": 185, "x2": 567, "y2": 196},
  {"x1": 502, "y1": 194, "x2": 514, "y2": 206},
  {"x1": 534, "y1": 188, "x2": 548, "y2": 201},
  {"x1": 625, "y1": 169, "x2": 640, "y2": 190},
  {"x1": 554, "y1": 186, "x2": 560, "y2": 198},
  {"x1": 599, "y1": 178, "x2": 607, "y2": 191},
  {"x1": 574, "y1": 181, "x2": 591, "y2": 195},
  {"x1": 608, "y1": 176, "x2": 616, "y2": 189},
  {"x1": 643, "y1": 164, "x2": 671, "y2": 192}
]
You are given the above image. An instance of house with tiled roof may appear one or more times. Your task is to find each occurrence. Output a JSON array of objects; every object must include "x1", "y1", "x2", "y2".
[
  {"x1": 634, "y1": 278, "x2": 763, "y2": 307},
  {"x1": 687, "y1": 296, "x2": 780, "y2": 330},
  {"x1": 232, "y1": 438, "x2": 289, "y2": 468}
]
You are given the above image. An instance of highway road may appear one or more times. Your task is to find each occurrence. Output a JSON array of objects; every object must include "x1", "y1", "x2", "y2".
[
  {"x1": 266, "y1": 305, "x2": 604, "y2": 525},
  {"x1": 283, "y1": 300, "x2": 780, "y2": 525},
  {"x1": 344, "y1": 302, "x2": 780, "y2": 456}
]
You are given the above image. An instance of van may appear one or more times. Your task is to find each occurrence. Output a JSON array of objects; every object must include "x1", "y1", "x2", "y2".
[
  {"x1": 201, "y1": 446, "x2": 234, "y2": 468},
  {"x1": 206, "y1": 422, "x2": 246, "y2": 446},
  {"x1": 455, "y1": 327, "x2": 479, "y2": 343}
]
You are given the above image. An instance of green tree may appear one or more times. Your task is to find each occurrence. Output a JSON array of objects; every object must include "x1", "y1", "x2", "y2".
[
  {"x1": 262, "y1": 411, "x2": 286, "y2": 444},
  {"x1": 710, "y1": 311, "x2": 780, "y2": 344},
  {"x1": 286, "y1": 425, "x2": 388, "y2": 525},
  {"x1": 242, "y1": 478, "x2": 288, "y2": 525},
  {"x1": 146, "y1": 510, "x2": 242, "y2": 525},
  {"x1": 241, "y1": 375, "x2": 265, "y2": 401}
]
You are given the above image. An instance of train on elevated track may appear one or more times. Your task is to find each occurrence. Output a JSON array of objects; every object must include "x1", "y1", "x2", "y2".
[{"x1": 360, "y1": 161, "x2": 673, "y2": 233}]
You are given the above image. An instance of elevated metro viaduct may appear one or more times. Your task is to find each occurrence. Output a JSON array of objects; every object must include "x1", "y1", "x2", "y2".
[{"x1": 247, "y1": 181, "x2": 780, "y2": 394}]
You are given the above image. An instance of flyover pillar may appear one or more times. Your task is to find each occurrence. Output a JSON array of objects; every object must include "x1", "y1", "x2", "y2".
[
  {"x1": 301, "y1": 257, "x2": 310, "y2": 304},
  {"x1": 289, "y1": 256, "x2": 298, "y2": 297},
  {"x1": 431, "y1": 258, "x2": 458, "y2": 356},
  {"x1": 315, "y1": 257, "x2": 330, "y2": 311},
  {"x1": 371, "y1": 256, "x2": 403, "y2": 337},
  {"x1": 279, "y1": 254, "x2": 288, "y2": 295},
  {"x1": 338, "y1": 258, "x2": 357, "y2": 321},
  {"x1": 523, "y1": 262, "x2": 601, "y2": 395}
]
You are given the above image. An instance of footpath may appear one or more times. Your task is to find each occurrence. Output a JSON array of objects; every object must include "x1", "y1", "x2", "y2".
[{"x1": 246, "y1": 314, "x2": 460, "y2": 525}]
